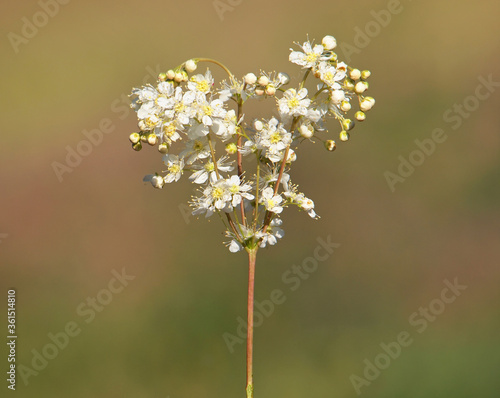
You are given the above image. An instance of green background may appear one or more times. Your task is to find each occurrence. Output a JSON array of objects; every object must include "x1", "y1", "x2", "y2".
[{"x1": 1, "y1": 0, "x2": 499, "y2": 397}]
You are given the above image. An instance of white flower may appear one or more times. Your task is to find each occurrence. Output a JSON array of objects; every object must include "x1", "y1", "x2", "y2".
[
  {"x1": 187, "y1": 70, "x2": 213, "y2": 95},
  {"x1": 289, "y1": 41, "x2": 333, "y2": 69},
  {"x1": 317, "y1": 62, "x2": 344, "y2": 90},
  {"x1": 226, "y1": 175, "x2": 254, "y2": 207},
  {"x1": 179, "y1": 138, "x2": 211, "y2": 164},
  {"x1": 161, "y1": 121, "x2": 182, "y2": 144},
  {"x1": 257, "y1": 218, "x2": 285, "y2": 247},
  {"x1": 260, "y1": 187, "x2": 283, "y2": 214},
  {"x1": 212, "y1": 109, "x2": 237, "y2": 141},
  {"x1": 162, "y1": 154, "x2": 184, "y2": 183},
  {"x1": 189, "y1": 157, "x2": 234, "y2": 184},
  {"x1": 278, "y1": 88, "x2": 310, "y2": 117}
]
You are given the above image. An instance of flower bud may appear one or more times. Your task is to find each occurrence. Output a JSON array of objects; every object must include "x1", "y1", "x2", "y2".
[
  {"x1": 225, "y1": 142, "x2": 238, "y2": 155},
  {"x1": 330, "y1": 89, "x2": 345, "y2": 104},
  {"x1": 147, "y1": 134, "x2": 158, "y2": 145},
  {"x1": 361, "y1": 70, "x2": 371, "y2": 80},
  {"x1": 166, "y1": 70, "x2": 176, "y2": 80},
  {"x1": 354, "y1": 81, "x2": 368, "y2": 94},
  {"x1": 345, "y1": 79, "x2": 355, "y2": 90},
  {"x1": 286, "y1": 149, "x2": 297, "y2": 163},
  {"x1": 257, "y1": 75, "x2": 269, "y2": 86},
  {"x1": 174, "y1": 72, "x2": 183, "y2": 83},
  {"x1": 244, "y1": 73, "x2": 257, "y2": 85},
  {"x1": 255, "y1": 87, "x2": 265, "y2": 96},
  {"x1": 151, "y1": 175, "x2": 164, "y2": 189},
  {"x1": 360, "y1": 97, "x2": 375, "y2": 112},
  {"x1": 185, "y1": 59, "x2": 197, "y2": 73},
  {"x1": 355, "y1": 111, "x2": 366, "y2": 121},
  {"x1": 129, "y1": 132, "x2": 141, "y2": 144},
  {"x1": 140, "y1": 134, "x2": 148, "y2": 142},
  {"x1": 132, "y1": 142, "x2": 142, "y2": 151},
  {"x1": 158, "y1": 72, "x2": 167, "y2": 82},
  {"x1": 277, "y1": 72, "x2": 290, "y2": 85},
  {"x1": 349, "y1": 68, "x2": 361, "y2": 80},
  {"x1": 322, "y1": 35, "x2": 337, "y2": 50},
  {"x1": 254, "y1": 120, "x2": 264, "y2": 131},
  {"x1": 340, "y1": 100, "x2": 351, "y2": 112},
  {"x1": 158, "y1": 143, "x2": 169, "y2": 153},
  {"x1": 339, "y1": 131, "x2": 350, "y2": 141},
  {"x1": 342, "y1": 119, "x2": 354, "y2": 131},
  {"x1": 181, "y1": 71, "x2": 189, "y2": 82},
  {"x1": 265, "y1": 85, "x2": 276, "y2": 96},
  {"x1": 299, "y1": 124, "x2": 314, "y2": 139},
  {"x1": 325, "y1": 139, "x2": 336, "y2": 151}
]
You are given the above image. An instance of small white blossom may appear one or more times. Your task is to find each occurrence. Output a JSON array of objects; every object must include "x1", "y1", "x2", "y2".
[
  {"x1": 162, "y1": 154, "x2": 184, "y2": 183},
  {"x1": 289, "y1": 40, "x2": 333, "y2": 69},
  {"x1": 260, "y1": 187, "x2": 283, "y2": 214},
  {"x1": 278, "y1": 88, "x2": 310, "y2": 117}
]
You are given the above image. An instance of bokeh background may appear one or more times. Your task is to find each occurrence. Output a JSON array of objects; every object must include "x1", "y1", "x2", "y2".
[{"x1": 1, "y1": 0, "x2": 499, "y2": 397}]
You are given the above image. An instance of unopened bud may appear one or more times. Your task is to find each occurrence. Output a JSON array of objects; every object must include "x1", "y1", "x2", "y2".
[
  {"x1": 355, "y1": 111, "x2": 366, "y2": 121},
  {"x1": 225, "y1": 142, "x2": 238, "y2": 154},
  {"x1": 174, "y1": 72, "x2": 183, "y2": 83},
  {"x1": 331, "y1": 89, "x2": 345, "y2": 104},
  {"x1": 257, "y1": 75, "x2": 269, "y2": 86},
  {"x1": 265, "y1": 85, "x2": 276, "y2": 96},
  {"x1": 132, "y1": 142, "x2": 142, "y2": 151},
  {"x1": 360, "y1": 98, "x2": 375, "y2": 111},
  {"x1": 147, "y1": 134, "x2": 158, "y2": 145},
  {"x1": 325, "y1": 139, "x2": 336, "y2": 151},
  {"x1": 185, "y1": 59, "x2": 197, "y2": 73},
  {"x1": 354, "y1": 81, "x2": 368, "y2": 94},
  {"x1": 181, "y1": 71, "x2": 189, "y2": 82},
  {"x1": 299, "y1": 124, "x2": 314, "y2": 139},
  {"x1": 286, "y1": 149, "x2": 297, "y2": 163},
  {"x1": 339, "y1": 131, "x2": 350, "y2": 141},
  {"x1": 254, "y1": 120, "x2": 264, "y2": 131},
  {"x1": 129, "y1": 132, "x2": 141, "y2": 144},
  {"x1": 151, "y1": 175, "x2": 164, "y2": 189},
  {"x1": 340, "y1": 100, "x2": 351, "y2": 112},
  {"x1": 244, "y1": 73, "x2": 257, "y2": 85},
  {"x1": 361, "y1": 70, "x2": 371, "y2": 79},
  {"x1": 158, "y1": 143, "x2": 169, "y2": 153},
  {"x1": 342, "y1": 119, "x2": 354, "y2": 131},
  {"x1": 255, "y1": 87, "x2": 265, "y2": 96},
  {"x1": 158, "y1": 72, "x2": 167, "y2": 82},
  {"x1": 345, "y1": 79, "x2": 355, "y2": 90},
  {"x1": 322, "y1": 35, "x2": 337, "y2": 50},
  {"x1": 166, "y1": 70, "x2": 176, "y2": 80},
  {"x1": 349, "y1": 68, "x2": 361, "y2": 80}
]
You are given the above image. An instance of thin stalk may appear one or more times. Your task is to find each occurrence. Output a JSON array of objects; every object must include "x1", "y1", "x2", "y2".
[
  {"x1": 246, "y1": 248, "x2": 257, "y2": 398},
  {"x1": 237, "y1": 98, "x2": 246, "y2": 226}
]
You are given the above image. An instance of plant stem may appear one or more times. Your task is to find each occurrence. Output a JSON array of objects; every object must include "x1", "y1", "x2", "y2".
[{"x1": 246, "y1": 248, "x2": 257, "y2": 398}]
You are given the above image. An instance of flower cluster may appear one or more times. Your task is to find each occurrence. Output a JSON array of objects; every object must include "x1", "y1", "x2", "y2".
[{"x1": 128, "y1": 35, "x2": 375, "y2": 253}]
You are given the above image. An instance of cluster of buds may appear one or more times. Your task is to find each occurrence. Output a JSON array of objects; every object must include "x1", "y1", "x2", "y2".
[{"x1": 128, "y1": 35, "x2": 375, "y2": 252}]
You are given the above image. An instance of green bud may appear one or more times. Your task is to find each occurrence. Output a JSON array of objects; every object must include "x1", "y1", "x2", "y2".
[
  {"x1": 339, "y1": 131, "x2": 350, "y2": 142},
  {"x1": 361, "y1": 70, "x2": 371, "y2": 79},
  {"x1": 225, "y1": 142, "x2": 238, "y2": 155},
  {"x1": 132, "y1": 142, "x2": 142, "y2": 151},
  {"x1": 342, "y1": 119, "x2": 354, "y2": 131},
  {"x1": 325, "y1": 139, "x2": 336, "y2": 151},
  {"x1": 158, "y1": 72, "x2": 167, "y2": 82}
]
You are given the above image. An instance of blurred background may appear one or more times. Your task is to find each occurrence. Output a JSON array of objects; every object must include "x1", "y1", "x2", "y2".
[{"x1": 1, "y1": 0, "x2": 499, "y2": 397}]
